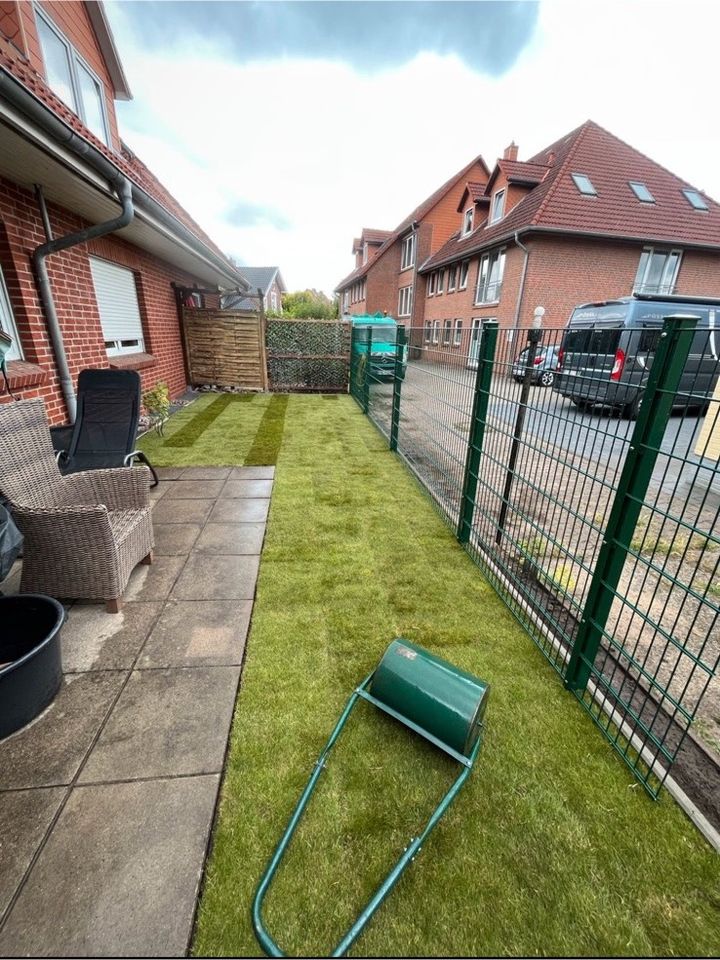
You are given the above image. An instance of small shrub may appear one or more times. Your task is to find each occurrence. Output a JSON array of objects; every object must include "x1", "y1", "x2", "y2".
[{"x1": 143, "y1": 382, "x2": 171, "y2": 436}]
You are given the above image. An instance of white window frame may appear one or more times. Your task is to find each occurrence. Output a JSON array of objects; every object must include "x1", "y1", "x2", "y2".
[
  {"x1": 431, "y1": 320, "x2": 440, "y2": 345},
  {"x1": 475, "y1": 248, "x2": 506, "y2": 305},
  {"x1": 437, "y1": 269, "x2": 444, "y2": 295},
  {"x1": 448, "y1": 265, "x2": 457, "y2": 292},
  {"x1": 489, "y1": 189, "x2": 505, "y2": 224},
  {"x1": 442, "y1": 319, "x2": 452, "y2": 346},
  {"x1": 398, "y1": 284, "x2": 413, "y2": 318},
  {"x1": 424, "y1": 321, "x2": 432, "y2": 342},
  {"x1": 363, "y1": 243, "x2": 368, "y2": 264},
  {"x1": 400, "y1": 232, "x2": 416, "y2": 271},
  {"x1": 453, "y1": 319, "x2": 463, "y2": 347},
  {"x1": 428, "y1": 272, "x2": 436, "y2": 296},
  {"x1": 0, "y1": 265, "x2": 23, "y2": 361},
  {"x1": 633, "y1": 247, "x2": 682, "y2": 296},
  {"x1": 459, "y1": 261, "x2": 469, "y2": 290},
  {"x1": 35, "y1": 5, "x2": 111, "y2": 146},
  {"x1": 462, "y1": 207, "x2": 474, "y2": 236},
  {"x1": 343, "y1": 291, "x2": 349, "y2": 310},
  {"x1": 271, "y1": 291, "x2": 277, "y2": 311}
]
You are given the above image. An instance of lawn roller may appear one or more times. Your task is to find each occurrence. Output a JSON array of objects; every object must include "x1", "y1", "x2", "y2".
[{"x1": 252, "y1": 638, "x2": 489, "y2": 957}]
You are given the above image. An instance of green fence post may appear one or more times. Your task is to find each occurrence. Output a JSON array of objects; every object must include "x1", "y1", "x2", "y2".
[
  {"x1": 363, "y1": 327, "x2": 373, "y2": 415},
  {"x1": 390, "y1": 325, "x2": 407, "y2": 452},
  {"x1": 457, "y1": 319, "x2": 498, "y2": 544},
  {"x1": 564, "y1": 314, "x2": 699, "y2": 693}
]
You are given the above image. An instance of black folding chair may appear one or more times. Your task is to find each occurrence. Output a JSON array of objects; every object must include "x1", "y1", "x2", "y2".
[{"x1": 51, "y1": 369, "x2": 159, "y2": 487}]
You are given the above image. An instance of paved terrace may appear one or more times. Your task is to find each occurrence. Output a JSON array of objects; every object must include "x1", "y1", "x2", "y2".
[{"x1": 0, "y1": 465, "x2": 273, "y2": 957}]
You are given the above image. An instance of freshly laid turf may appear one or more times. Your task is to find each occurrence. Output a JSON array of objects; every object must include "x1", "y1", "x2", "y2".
[
  {"x1": 244, "y1": 394, "x2": 289, "y2": 465},
  {"x1": 151, "y1": 394, "x2": 719, "y2": 957}
]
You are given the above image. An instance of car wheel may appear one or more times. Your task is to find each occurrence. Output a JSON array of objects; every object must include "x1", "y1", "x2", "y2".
[
  {"x1": 539, "y1": 370, "x2": 555, "y2": 387},
  {"x1": 622, "y1": 392, "x2": 643, "y2": 420},
  {"x1": 573, "y1": 399, "x2": 590, "y2": 410}
]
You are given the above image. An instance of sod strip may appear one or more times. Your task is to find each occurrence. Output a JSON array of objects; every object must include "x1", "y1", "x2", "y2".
[
  {"x1": 165, "y1": 394, "x2": 249, "y2": 447},
  {"x1": 244, "y1": 394, "x2": 289, "y2": 465}
]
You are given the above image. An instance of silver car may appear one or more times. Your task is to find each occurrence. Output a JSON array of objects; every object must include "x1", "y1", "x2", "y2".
[{"x1": 512, "y1": 344, "x2": 560, "y2": 386}]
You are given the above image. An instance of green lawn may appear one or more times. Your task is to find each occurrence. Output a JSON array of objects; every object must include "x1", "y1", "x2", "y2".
[{"x1": 142, "y1": 394, "x2": 720, "y2": 957}]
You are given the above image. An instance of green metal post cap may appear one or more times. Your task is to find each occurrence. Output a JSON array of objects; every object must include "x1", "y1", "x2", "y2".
[{"x1": 369, "y1": 639, "x2": 489, "y2": 758}]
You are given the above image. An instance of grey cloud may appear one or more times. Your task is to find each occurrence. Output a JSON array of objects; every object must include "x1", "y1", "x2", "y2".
[
  {"x1": 224, "y1": 200, "x2": 292, "y2": 230},
  {"x1": 115, "y1": 1, "x2": 538, "y2": 75}
]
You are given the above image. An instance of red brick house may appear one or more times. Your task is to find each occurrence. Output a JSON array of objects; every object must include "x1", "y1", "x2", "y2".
[
  {"x1": 0, "y1": 0, "x2": 248, "y2": 423},
  {"x1": 416, "y1": 121, "x2": 720, "y2": 366},
  {"x1": 335, "y1": 154, "x2": 490, "y2": 326}
]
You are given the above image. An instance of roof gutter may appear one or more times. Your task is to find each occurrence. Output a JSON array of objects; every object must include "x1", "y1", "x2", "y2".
[
  {"x1": 512, "y1": 231, "x2": 530, "y2": 335},
  {"x1": 0, "y1": 65, "x2": 247, "y2": 290}
]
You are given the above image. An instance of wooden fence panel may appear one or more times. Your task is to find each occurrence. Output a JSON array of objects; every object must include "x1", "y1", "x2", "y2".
[{"x1": 182, "y1": 308, "x2": 267, "y2": 390}]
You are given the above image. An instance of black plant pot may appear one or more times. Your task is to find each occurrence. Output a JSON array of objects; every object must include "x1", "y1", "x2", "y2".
[{"x1": 0, "y1": 594, "x2": 64, "y2": 740}]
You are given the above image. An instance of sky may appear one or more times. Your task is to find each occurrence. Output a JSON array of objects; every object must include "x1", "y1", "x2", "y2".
[{"x1": 105, "y1": 0, "x2": 720, "y2": 296}]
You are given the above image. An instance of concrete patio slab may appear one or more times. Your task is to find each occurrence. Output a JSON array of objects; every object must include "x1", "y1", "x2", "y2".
[
  {"x1": 163, "y1": 479, "x2": 226, "y2": 500},
  {"x1": 193, "y1": 522, "x2": 265, "y2": 556},
  {"x1": 153, "y1": 522, "x2": 202, "y2": 556},
  {"x1": 138, "y1": 599, "x2": 252, "y2": 668},
  {"x1": 229, "y1": 466, "x2": 275, "y2": 479},
  {"x1": 172, "y1": 554, "x2": 260, "y2": 600},
  {"x1": 0, "y1": 775, "x2": 219, "y2": 957},
  {"x1": 180, "y1": 466, "x2": 232, "y2": 480},
  {"x1": 220, "y1": 479, "x2": 274, "y2": 498},
  {"x1": 152, "y1": 497, "x2": 214, "y2": 524},
  {"x1": 79, "y1": 666, "x2": 240, "y2": 782},
  {"x1": 209, "y1": 497, "x2": 270, "y2": 523},
  {"x1": 0, "y1": 787, "x2": 65, "y2": 918},
  {"x1": 0, "y1": 672, "x2": 125, "y2": 790},
  {"x1": 61, "y1": 602, "x2": 163, "y2": 672},
  {"x1": 155, "y1": 467, "x2": 185, "y2": 480},
  {"x1": 124, "y1": 555, "x2": 186, "y2": 602}
]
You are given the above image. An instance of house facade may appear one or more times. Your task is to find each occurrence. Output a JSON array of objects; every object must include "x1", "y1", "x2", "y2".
[
  {"x1": 335, "y1": 155, "x2": 489, "y2": 326},
  {"x1": 0, "y1": 0, "x2": 247, "y2": 423},
  {"x1": 222, "y1": 266, "x2": 287, "y2": 314}
]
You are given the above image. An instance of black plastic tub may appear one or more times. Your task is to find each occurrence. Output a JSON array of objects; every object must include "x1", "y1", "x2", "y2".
[{"x1": 0, "y1": 594, "x2": 64, "y2": 740}]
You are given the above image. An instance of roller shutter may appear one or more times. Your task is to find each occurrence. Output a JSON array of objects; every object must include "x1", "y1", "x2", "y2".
[{"x1": 89, "y1": 257, "x2": 145, "y2": 355}]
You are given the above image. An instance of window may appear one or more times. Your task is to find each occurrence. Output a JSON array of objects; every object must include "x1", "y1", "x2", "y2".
[
  {"x1": 459, "y1": 261, "x2": 469, "y2": 289},
  {"x1": 437, "y1": 269, "x2": 444, "y2": 295},
  {"x1": 271, "y1": 291, "x2": 277, "y2": 312},
  {"x1": 431, "y1": 320, "x2": 440, "y2": 344},
  {"x1": 629, "y1": 181, "x2": 655, "y2": 203},
  {"x1": 475, "y1": 249, "x2": 506, "y2": 304},
  {"x1": 428, "y1": 272, "x2": 436, "y2": 296},
  {"x1": 683, "y1": 188, "x2": 709, "y2": 211},
  {"x1": 343, "y1": 291, "x2": 349, "y2": 311},
  {"x1": 442, "y1": 319, "x2": 452, "y2": 345},
  {"x1": 89, "y1": 257, "x2": 145, "y2": 356},
  {"x1": 633, "y1": 247, "x2": 681, "y2": 295},
  {"x1": 398, "y1": 285, "x2": 413, "y2": 317},
  {"x1": 400, "y1": 232, "x2": 416, "y2": 270},
  {"x1": 424, "y1": 321, "x2": 432, "y2": 342},
  {"x1": 571, "y1": 173, "x2": 597, "y2": 196},
  {"x1": 462, "y1": 207, "x2": 474, "y2": 236},
  {"x1": 36, "y1": 7, "x2": 110, "y2": 146},
  {"x1": 363, "y1": 244, "x2": 368, "y2": 264},
  {"x1": 448, "y1": 266, "x2": 457, "y2": 291},
  {"x1": 490, "y1": 189, "x2": 505, "y2": 224},
  {"x1": 0, "y1": 265, "x2": 23, "y2": 361},
  {"x1": 453, "y1": 319, "x2": 463, "y2": 347}
]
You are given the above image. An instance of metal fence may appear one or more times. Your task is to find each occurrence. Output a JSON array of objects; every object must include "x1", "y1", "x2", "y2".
[
  {"x1": 266, "y1": 319, "x2": 350, "y2": 392},
  {"x1": 350, "y1": 317, "x2": 720, "y2": 807}
]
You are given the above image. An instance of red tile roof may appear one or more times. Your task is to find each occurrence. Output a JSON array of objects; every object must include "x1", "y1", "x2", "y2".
[
  {"x1": 457, "y1": 181, "x2": 489, "y2": 211},
  {"x1": 362, "y1": 227, "x2": 392, "y2": 245},
  {"x1": 336, "y1": 153, "x2": 489, "y2": 291},
  {"x1": 422, "y1": 120, "x2": 720, "y2": 272},
  {"x1": 493, "y1": 159, "x2": 548, "y2": 188}
]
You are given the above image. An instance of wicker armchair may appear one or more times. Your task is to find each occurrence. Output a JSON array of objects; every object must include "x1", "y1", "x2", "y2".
[{"x1": 0, "y1": 399, "x2": 154, "y2": 613}]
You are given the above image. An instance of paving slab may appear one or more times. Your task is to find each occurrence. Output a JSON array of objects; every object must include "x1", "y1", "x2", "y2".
[
  {"x1": 193, "y1": 522, "x2": 265, "y2": 556},
  {"x1": 229, "y1": 466, "x2": 275, "y2": 479},
  {"x1": 0, "y1": 787, "x2": 65, "y2": 919},
  {"x1": 172, "y1": 554, "x2": 260, "y2": 600},
  {"x1": 61, "y1": 602, "x2": 163, "y2": 673},
  {"x1": 153, "y1": 522, "x2": 202, "y2": 556},
  {"x1": 180, "y1": 466, "x2": 232, "y2": 480},
  {"x1": 0, "y1": 775, "x2": 219, "y2": 957},
  {"x1": 148, "y1": 481, "x2": 169, "y2": 502},
  {"x1": 155, "y1": 467, "x2": 185, "y2": 480},
  {"x1": 124, "y1": 555, "x2": 186, "y2": 602},
  {"x1": 0, "y1": 672, "x2": 125, "y2": 790},
  {"x1": 138, "y1": 600, "x2": 252, "y2": 668},
  {"x1": 208, "y1": 497, "x2": 270, "y2": 523},
  {"x1": 220, "y1": 479, "x2": 274, "y2": 498},
  {"x1": 79, "y1": 666, "x2": 241, "y2": 782},
  {"x1": 163, "y1": 479, "x2": 226, "y2": 500},
  {"x1": 152, "y1": 498, "x2": 214, "y2": 524}
]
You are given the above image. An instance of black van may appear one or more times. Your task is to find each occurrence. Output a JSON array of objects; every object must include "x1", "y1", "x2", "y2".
[{"x1": 552, "y1": 293, "x2": 720, "y2": 417}]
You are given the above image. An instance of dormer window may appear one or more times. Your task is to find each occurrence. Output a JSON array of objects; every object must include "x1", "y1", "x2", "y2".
[
  {"x1": 400, "y1": 232, "x2": 416, "y2": 270},
  {"x1": 682, "y1": 188, "x2": 709, "y2": 211},
  {"x1": 362, "y1": 244, "x2": 368, "y2": 265},
  {"x1": 36, "y1": 6, "x2": 110, "y2": 146},
  {"x1": 629, "y1": 181, "x2": 655, "y2": 203},
  {"x1": 462, "y1": 208, "x2": 474, "y2": 236},
  {"x1": 571, "y1": 173, "x2": 597, "y2": 196},
  {"x1": 489, "y1": 190, "x2": 505, "y2": 224}
]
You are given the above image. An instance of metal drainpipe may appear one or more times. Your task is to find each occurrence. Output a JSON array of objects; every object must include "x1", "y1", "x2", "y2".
[
  {"x1": 512, "y1": 231, "x2": 530, "y2": 340},
  {"x1": 32, "y1": 178, "x2": 134, "y2": 421}
]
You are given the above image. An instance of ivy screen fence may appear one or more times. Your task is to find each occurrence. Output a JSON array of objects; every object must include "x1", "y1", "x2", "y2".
[
  {"x1": 350, "y1": 317, "x2": 720, "y2": 827},
  {"x1": 266, "y1": 319, "x2": 350, "y2": 393}
]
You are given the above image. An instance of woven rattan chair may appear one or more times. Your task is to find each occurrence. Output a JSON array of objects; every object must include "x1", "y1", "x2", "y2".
[{"x1": 0, "y1": 398, "x2": 154, "y2": 613}]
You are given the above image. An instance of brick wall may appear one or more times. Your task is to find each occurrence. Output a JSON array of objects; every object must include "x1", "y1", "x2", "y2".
[{"x1": 0, "y1": 175, "x2": 209, "y2": 423}]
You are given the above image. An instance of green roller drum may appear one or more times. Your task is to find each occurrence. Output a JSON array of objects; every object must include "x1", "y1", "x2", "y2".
[{"x1": 252, "y1": 639, "x2": 490, "y2": 958}]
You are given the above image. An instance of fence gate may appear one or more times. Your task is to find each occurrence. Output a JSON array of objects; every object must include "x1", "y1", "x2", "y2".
[{"x1": 182, "y1": 308, "x2": 267, "y2": 390}]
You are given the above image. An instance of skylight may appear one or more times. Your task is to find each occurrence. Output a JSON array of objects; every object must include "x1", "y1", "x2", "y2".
[
  {"x1": 571, "y1": 173, "x2": 597, "y2": 196},
  {"x1": 629, "y1": 181, "x2": 655, "y2": 203},
  {"x1": 682, "y1": 188, "x2": 709, "y2": 210}
]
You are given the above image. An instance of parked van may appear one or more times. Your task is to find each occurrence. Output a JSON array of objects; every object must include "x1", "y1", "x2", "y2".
[
  {"x1": 350, "y1": 313, "x2": 407, "y2": 381},
  {"x1": 553, "y1": 294, "x2": 720, "y2": 417}
]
